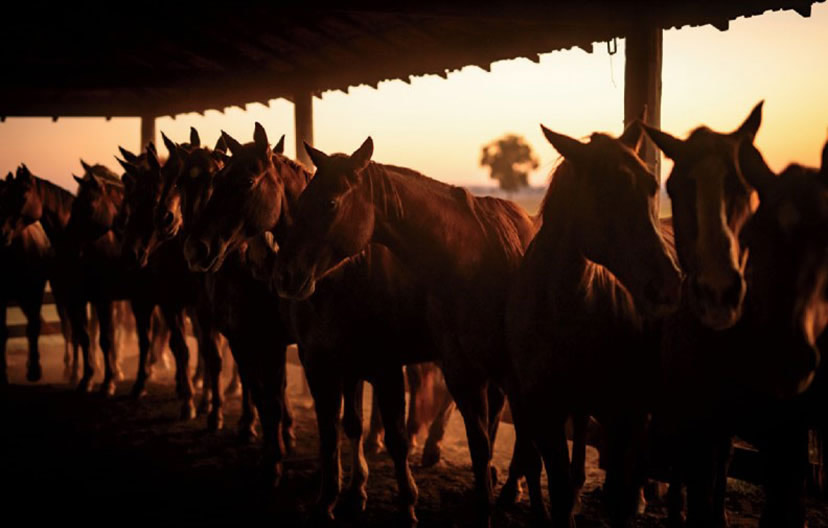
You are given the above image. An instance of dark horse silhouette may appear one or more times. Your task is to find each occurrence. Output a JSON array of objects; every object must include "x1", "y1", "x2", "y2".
[
  {"x1": 0, "y1": 170, "x2": 69, "y2": 385},
  {"x1": 0, "y1": 166, "x2": 77, "y2": 386},
  {"x1": 184, "y1": 124, "x2": 454, "y2": 522},
  {"x1": 274, "y1": 137, "x2": 536, "y2": 525},
  {"x1": 644, "y1": 104, "x2": 822, "y2": 527},
  {"x1": 117, "y1": 134, "x2": 227, "y2": 427},
  {"x1": 150, "y1": 127, "x2": 298, "y2": 480},
  {"x1": 502, "y1": 120, "x2": 681, "y2": 527}
]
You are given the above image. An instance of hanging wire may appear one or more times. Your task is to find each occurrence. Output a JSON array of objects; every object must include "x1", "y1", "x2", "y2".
[{"x1": 607, "y1": 37, "x2": 618, "y2": 88}]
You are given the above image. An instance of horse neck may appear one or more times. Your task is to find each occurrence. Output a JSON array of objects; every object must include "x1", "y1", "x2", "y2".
[
  {"x1": 367, "y1": 165, "x2": 501, "y2": 287},
  {"x1": 271, "y1": 156, "x2": 312, "y2": 245},
  {"x1": 34, "y1": 177, "x2": 74, "y2": 243}
]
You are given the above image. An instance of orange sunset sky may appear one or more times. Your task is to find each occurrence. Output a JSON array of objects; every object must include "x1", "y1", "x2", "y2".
[{"x1": 1, "y1": 4, "x2": 827, "y2": 193}]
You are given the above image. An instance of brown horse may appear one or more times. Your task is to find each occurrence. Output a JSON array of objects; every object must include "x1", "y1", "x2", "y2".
[
  {"x1": 645, "y1": 105, "x2": 821, "y2": 527},
  {"x1": 116, "y1": 140, "x2": 227, "y2": 423},
  {"x1": 0, "y1": 166, "x2": 77, "y2": 384},
  {"x1": 274, "y1": 137, "x2": 537, "y2": 525},
  {"x1": 503, "y1": 121, "x2": 681, "y2": 527},
  {"x1": 731, "y1": 140, "x2": 828, "y2": 528},
  {"x1": 154, "y1": 127, "x2": 296, "y2": 478},
  {"x1": 185, "y1": 125, "x2": 457, "y2": 522}
]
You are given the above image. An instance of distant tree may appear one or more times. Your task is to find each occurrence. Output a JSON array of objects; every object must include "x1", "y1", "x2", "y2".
[{"x1": 479, "y1": 134, "x2": 539, "y2": 193}]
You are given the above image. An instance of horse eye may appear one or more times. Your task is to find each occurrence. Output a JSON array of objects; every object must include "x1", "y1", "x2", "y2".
[
  {"x1": 246, "y1": 177, "x2": 256, "y2": 187},
  {"x1": 327, "y1": 199, "x2": 337, "y2": 210}
]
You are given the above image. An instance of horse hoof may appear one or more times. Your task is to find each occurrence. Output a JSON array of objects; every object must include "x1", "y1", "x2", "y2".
[
  {"x1": 26, "y1": 363, "x2": 42, "y2": 383},
  {"x1": 400, "y1": 505, "x2": 418, "y2": 527},
  {"x1": 365, "y1": 436, "x2": 384, "y2": 455},
  {"x1": 421, "y1": 443, "x2": 441, "y2": 467},
  {"x1": 113, "y1": 368, "x2": 125, "y2": 382},
  {"x1": 100, "y1": 380, "x2": 116, "y2": 397},
  {"x1": 283, "y1": 429, "x2": 297, "y2": 455},
  {"x1": 343, "y1": 488, "x2": 368, "y2": 514},
  {"x1": 180, "y1": 401, "x2": 197, "y2": 421},
  {"x1": 77, "y1": 377, "x2": 93, "y2": 393},
  {"x1": 238, "y1": 423, "x2": 258, "y2": 443},
  {"x1": 198, "y1": 398, "x2": 212, "y2": 416},
  {"x1": 496, "y1": 477, "x2": 522, "y2": 508},
  {"x1": 207, "y1": 411, "x2": 224, "y2": 432},
  {"x1": 311, "y1": 504, "x2": 336, "y2": 525}
]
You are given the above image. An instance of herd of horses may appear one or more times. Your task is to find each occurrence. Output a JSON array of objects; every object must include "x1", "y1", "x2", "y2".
[{"x1": 1, "y1": 102, "x2": 827, "y2": 528}]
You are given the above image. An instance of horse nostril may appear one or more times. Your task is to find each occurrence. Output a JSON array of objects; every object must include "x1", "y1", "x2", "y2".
[
  {"x1": 161, "y1": 211, "x2": 174, "y2": 228},
  {"x1": 722, "y1": 272, "x2": 744, "y2": 308}
]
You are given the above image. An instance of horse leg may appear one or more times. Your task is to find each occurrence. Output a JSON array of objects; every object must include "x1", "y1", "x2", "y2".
[
  {"x1": 194, "y1": 310, "x2": 223, "y2": 432},
  {"x1": 421, "y1": 386, "x2": 455, "y2": 467},
  {"x1": 486, "y1": 383, "x2": 506, "y2": 486},
  {"x1": 0, "y1": 297, "x2": 8, "y2": 387},
  {"x1": 281, "y1": 364, "x2": 296, "y2": 454},
  {"x1": 110, "y1": 302, "x2": 125, "y2": 382},
  {"x1": 224, "y1": 359, "x2": 242, "y2": 397},
  {"x1": 496, "y1": 388, "x2": 547, "y2": 522},
  {"x1": 238, "y1": 379, "x2": 258, "y2": 442},
  {"x1": 57, "y1": 302, "x2": 75, "y2": 382},
  {"x1": 20, "y1": 282, "x2": 45, "y2": 382},
  {"x1": 94, "y1": 299, "x2": 117, "y2": 396},
  {"x1": 161, "y1": 305, "x2": 195, "y2": 420},
  {"x1": 761, "y1": 420, "x2": 807, "y2": 528},
  {"x1": 570, "y1": 414, "x2": 589, "y2": 514},
  {"x1": 683, "y1": 428, "x2": 728, "y2": 528},
  {"x1": 305, "y1": 363, "x2": 343, "y2": 520},
  {"x1": 68, "y1": 300, "x2": 92, "y2": 392},
  {"x1": 601, "y1": 414, "x2": 650, "y2": 527},
  {"x1": 88, "y1": 304, "x2": 101, "y2": 373},
  {"x1": 442, "y1": 367, "x2": 494, "y2": 527},
  {"x1": 130, "y1": 300, "x2": 153, "y2": 399},
  {"x1": 534, "y1": 413, "x2": 576, "y2": 528},
  {"x1": 341, "y1": 376, "x2": 369, "y2": 514},
  {"x1": 405, "y1": 365, "x2": 424, "y2": 447},
  {"x1": 374, "y1": 368, "x2": 419, "y2": 525},
  {"x1": 365, "y1": 389, "x2": 385, "y2": 454}
]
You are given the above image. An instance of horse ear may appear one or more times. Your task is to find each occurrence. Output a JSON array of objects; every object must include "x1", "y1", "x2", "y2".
[
  {"x1": 147, "y1": 147, "x2": 161, "y2": 171},
  {"x1": 304, "y1": 142, "x2": 329, "y2": 168},
  {"x1": 821, "y1": 139, "x2": 828, "y2": 176},
  {"x1": 273, "y1": 134, "x2": 285, "y2": 155},
  {"x1": 642, "y1": 124, "x2": 685, "y2": 161},
  {"x1": 540, "y1": 125, "x2": 587, "y2": 163},
  {"x1": 162, "y1": 132, "x2": 178, "y2": 157},
  {"x1": 80, "y1": 159, "x2": 93, "y2": 174},
  {"x1": 221, "y1": 131, "x2": 244, "y2": 155},
  {"x1": 253, "y1": 122, "x2": 270, "y2": 156},
  {"x1": 115, "y1": 157, "x2": 135, "y2": 174},
  {"x1": 214, "y1": 134, "x2": 228, "y2": 154},
  {"x1": 350, "y1": 137, "x2": 373, "y2": 171},
  {"x1": 619, "y1": 119, "x2": 644, "y2": 154},
  {"x1": 5, "y1": 171, "x2": 12, "y2": 183},
  {"x1": 118, "y1": 147, "x2": 139, "y2": 164},
  {"x1": 146, "y1": 142, "x2": 158, "y2": 156},
  {"x1": 189, "y1": 127, "x2": 201, "y2": 148},
  {"x1": 73, "y1": 174, "x2": 84, "y2": 187},
  {"x1": 737, "y1": 140, "x2": 776, "y2": 200},
  {"x1": 735, "y1": 100, "x2": 763, "y2": 141},
  {"x1": 16, "y1": 164, "x2": 32, "y2": 183}
]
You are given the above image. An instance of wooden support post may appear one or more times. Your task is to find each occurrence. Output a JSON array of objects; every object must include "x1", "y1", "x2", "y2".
[
  {"x1": 624, "y1": 27, "x2": 663, "y2": 183},
  {"x1": 294, "y1": 90, "x2": 314, "y2": 167},
  {"x1": 140, "y1": 115, "x2": 156, "y2": 152}
]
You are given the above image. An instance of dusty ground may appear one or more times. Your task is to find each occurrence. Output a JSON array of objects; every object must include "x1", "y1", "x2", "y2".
[{"x1": 3, "y1": 341, "x2": 828, "y2": 527}]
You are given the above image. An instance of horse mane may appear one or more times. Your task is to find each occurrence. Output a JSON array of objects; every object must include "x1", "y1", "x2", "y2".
[
  {"x1": 538, "y1": 157, "x2": 572, "y2": 227},
  {"x1": 273, "y1": 153, "x2": 313, "y2": 184},
  {"x1": 366, "y1": 162, "x2": 531, "y2": 263},
  {"x1": 88, "y1": 164, "x2": 123, "y2": 186}
]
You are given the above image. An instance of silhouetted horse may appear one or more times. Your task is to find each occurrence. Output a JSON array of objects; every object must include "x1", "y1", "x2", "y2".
[
  {"x1": 274, "y1": 137, "x2": 536, "y2": 525},
  {"x1": 502, "y1": 121, "x2": 681, "y2": 527},
  {"x1": 730, "y1": 139, "x2": 828, "y2": 528},
  {"x1": 153, "y1": 127, "x2": 295, "y2": 475},
  {"x1": 0, "y1": 166, "x2": 76, "y2": 385},
  {"x1": 117, "y1": 135, "x2": 223, "y2": 425},
  {"x1": 645, "y1": 104, "x2": 821, "y2": 527},
  {"x1": 185, "y1": 125, "x2": 457, "y2": 522}
]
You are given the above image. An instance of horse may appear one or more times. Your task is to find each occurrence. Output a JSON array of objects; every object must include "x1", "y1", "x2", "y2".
[
  {"x1": 184, "y1": 124, "x2": 454, "y2": 522},
  {"x1": 273, "y1": 136, "x2": 537, "y2": 525},
  {"x1": 117, "y1": 134, "x2": 224, "y2": 426},
  {"x1": 152, "y1": 127, "x2": 295, "y2": 476},
  {"x1": 730, "y1": 139, "x2": 828, "y2": 528},
  {"x1": 0, "y1": 166, "x2": 77, "y2": 385},
  {"x1": 644, "y1": 104, "x2": 821, "y2": 527},
  {"x1": 501, "y1": 120, "x2": 681, "y2": 527}
]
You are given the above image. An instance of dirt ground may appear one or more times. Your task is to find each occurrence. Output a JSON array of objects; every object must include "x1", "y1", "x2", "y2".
[{"x1": 3, "y1": 341, "x2": 828, "y2": 527}]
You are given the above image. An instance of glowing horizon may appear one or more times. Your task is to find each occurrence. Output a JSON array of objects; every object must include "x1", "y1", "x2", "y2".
[{"x1": 1, "y1": 5, "x2": 826, "y2": 194}]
